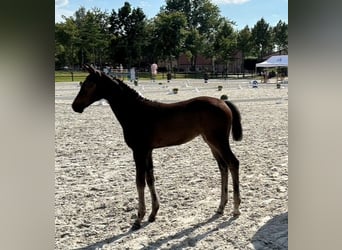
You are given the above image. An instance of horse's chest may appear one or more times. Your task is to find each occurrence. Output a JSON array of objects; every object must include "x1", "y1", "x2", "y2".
[{"x1": 122, "y1": 126, "x2": 151, "y2": 149}]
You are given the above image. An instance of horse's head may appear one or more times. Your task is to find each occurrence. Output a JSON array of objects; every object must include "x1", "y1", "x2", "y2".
[{"x1": 72, "y1": 64, "x2": 105, "y2": 113}]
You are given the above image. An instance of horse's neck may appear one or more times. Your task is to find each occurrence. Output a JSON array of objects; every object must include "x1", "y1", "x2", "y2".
[{"x1": 104, "y1": 79, "x2": 145, "y2": 127}]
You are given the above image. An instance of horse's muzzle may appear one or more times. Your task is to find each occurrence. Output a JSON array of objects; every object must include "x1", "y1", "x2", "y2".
[{"x1": 72, "y1": 102, "x2": 84, "y2": 113}]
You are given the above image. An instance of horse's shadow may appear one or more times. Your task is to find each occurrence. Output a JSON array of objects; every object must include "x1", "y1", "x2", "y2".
[
  {"x1": 142, "y1": 214, "x2": 237, "y2": 249},
  {"x1": 251, "y1": 212, "x2": 288, "y2": 250},
  {"x1": 74, "y1": 228, "x2": 134, "y2": 250},
  {"x1": 77, "y1": 213, "x2": 237, "y2": 250}
]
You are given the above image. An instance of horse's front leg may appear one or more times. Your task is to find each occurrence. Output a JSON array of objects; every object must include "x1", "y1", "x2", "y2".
[
  {"x1": 146, "y1": 152, "x2": 159, "y2": 222},
  {"x1": 132, "y1": 151, "x2": 147, "y2": 230}
]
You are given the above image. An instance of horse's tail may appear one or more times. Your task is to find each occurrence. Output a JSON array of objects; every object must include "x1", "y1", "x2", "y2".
[{"x1": 225, "y1": 100, "x2": 243, "y2": 141}]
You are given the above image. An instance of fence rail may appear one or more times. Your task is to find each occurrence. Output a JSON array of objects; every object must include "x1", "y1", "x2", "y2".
[{"x1": 55, "y1": 70, "x2": 258, "y2": 82}]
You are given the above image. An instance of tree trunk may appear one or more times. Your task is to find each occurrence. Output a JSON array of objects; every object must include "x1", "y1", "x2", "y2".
[
  {"x1": 241, "y1": 52, "x2": 245, "y2": 78},
  {"x1": 81, "y1": 48, "x2": 84, "y2": 66},
  {"x1": 169, "y1": 56, "x2": 172, "y2": 72},
  {"x1": 190, "y1": 54, "x2": 197, "y2": 71},
  {"x1": 212, "y1": 56, "x2": 215, "y2": 74}
]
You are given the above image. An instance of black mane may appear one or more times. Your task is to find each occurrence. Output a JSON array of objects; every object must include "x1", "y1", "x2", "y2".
[{"x1": 108, "y1": 75, "x2": 152, "y2": 103}]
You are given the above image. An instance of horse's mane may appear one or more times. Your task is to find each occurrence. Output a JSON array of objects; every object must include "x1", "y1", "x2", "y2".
[{"x1": 104, "y1": 74, "x2": 150, "y2": 103}]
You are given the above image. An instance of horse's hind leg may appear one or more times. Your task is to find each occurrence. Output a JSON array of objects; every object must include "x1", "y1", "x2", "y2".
[
  {"x1": 206, "y1": 136, "x2": 241, "y2": 216},
  {"x1": 209, "y1": 149, "x2": 229, "y2": 214},
  {"x1": 226, "y1": 151, "x2": 241, "y2": 216},
  {"x1": 145, "y1": 152, "x2": 160, "y2": 222},
  {"x1": 220, "y1": 144, "x2": 241, "y2": 216}
]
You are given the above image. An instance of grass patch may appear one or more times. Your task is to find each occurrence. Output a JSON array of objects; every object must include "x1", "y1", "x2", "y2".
[{"x1": 55, "y1": 71, "x2": 88, "y2": 82}]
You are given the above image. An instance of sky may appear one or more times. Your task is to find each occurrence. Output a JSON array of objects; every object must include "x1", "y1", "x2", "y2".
[{"x1": 55, "y1": 0, "x2": 288, "y2": 30}]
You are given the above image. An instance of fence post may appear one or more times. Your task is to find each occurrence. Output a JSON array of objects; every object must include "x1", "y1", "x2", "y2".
[{"x1": 71, "y1": 71, "x2": 74, "y2": 81}]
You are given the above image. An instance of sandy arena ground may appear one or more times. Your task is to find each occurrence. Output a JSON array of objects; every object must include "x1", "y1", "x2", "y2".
[{"x1": 55, "y1": 78, "x2": 288, "y2": 249}]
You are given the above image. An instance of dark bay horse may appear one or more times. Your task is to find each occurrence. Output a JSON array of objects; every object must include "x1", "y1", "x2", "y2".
[{"x1": 72, "y1": 64, "x2": 243, "y2": 230}]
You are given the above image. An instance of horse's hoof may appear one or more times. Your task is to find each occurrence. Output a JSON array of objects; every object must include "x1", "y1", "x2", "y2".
[
  {"x1": 216, "y1": 208, "x2": 224, "y2": 215},
  {"x1": 148, "y1": 215, "x2": 156, "y2": 222},
  {"x1": 232, "y1": 210, "x2": 241, "y2": 217},
  {"x1": 131, "y1": 222, "x2": 141, "y2": 230}
]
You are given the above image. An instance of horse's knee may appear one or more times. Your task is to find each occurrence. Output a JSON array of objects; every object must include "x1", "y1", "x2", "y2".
[
  {"x1": 218, "y1": 164, "x2": 228, "y2": 173},
  {"x1": 146, "y1": 171, "x2": 155, "y2": 186},
  {"x1": 136, "y1": 174, "x2": 146, "y2": 188}
]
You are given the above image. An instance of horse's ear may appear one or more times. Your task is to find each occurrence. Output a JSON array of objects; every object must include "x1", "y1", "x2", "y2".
[
  {"x1": 83, "y1": 64, "x2": 103, "y2": 79},
  {"x1": 83, "y1": 64, "x2": 96, "y2": 74}
]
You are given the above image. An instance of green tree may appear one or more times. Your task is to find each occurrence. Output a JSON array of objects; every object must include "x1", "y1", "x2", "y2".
[
  {"x1": 90, "y1": 8, "x2": 112, "y2": 66},
  {"x1": 54, "y1": 4, "x2": 287, "y2": 74},
  {"x1": 73, "y1": 7, "x2": 88, "y2": 66},
  {"x1": 237, "y1": 25, "x2": 252, "y2": 76},
  {"x1": 213, "y1": 19, "x2": 237, "y2": 75},
  {"x1": 109, "y1": 2, "x2": 147, "y2": 67},
  {"x1": 164, "y1": 0, "x2": 221, "y2": 70},
  {"x1": 67, "y1": 7, "x2": 110, "y2": 67},
  {"x1": 139, "y1": 20, "x2": 158, "y2": 64},
  {"x1": 82, "y1": 11, "x2": 103, "y2": 65},
  {"x1": 251, "y1": 18, "x2": 272, "y2": 59},
  {"x1": 55, "y1": 18, "x2": 79, "y2": 69},
  {"x1": 153, "y1": 11, "x2": 187, "y2": 70},
  {"x1": 164, "y1": 0, "x2": 191, "y2": 17},
  {"x1": 191, "y1": 0, "x2": 221, "y2": 34},
  {"x1": 273, "y1": 20, "x2": 288, "y2": 53}
]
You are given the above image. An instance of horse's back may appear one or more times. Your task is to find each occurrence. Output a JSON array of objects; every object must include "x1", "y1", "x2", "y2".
[
  {"x1": 183, "y1": 96, "x2": 232, "y2": 123},
  {"x1": 148, "y1": 96, "x2": 232, "y2": 148}
]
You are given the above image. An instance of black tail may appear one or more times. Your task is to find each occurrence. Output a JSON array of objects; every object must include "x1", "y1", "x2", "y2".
[{"x1": 225, "y1": 100, "x2": 243, "y2": 141}]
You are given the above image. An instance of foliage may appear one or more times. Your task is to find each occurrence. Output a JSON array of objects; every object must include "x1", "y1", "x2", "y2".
[
  {"x1": 55, "y1": 7, "x2": 111, "y2": 69},
  {"x1": 164, "y1": 0, "x2": 222, "y2": 69},
  {"x1": 213, "y1": 19, "x2": 237, "y2": 70},
  {"x1": 109, "y1": 2, "x2": 147, "y2": 67},
  {"x1": 55, "y1": 18, "x2": 78, "y2": 69},
  {"x1": 237, "y1": 25, "x2": 253, "y2": 74},
  {"x1": 273, "y1": 20, "x2": 288, "y2": 53},
  {"x1": 152, "y1": 11, "x2": 187, "y2": 68},
  {"x1": 251, "y1": 18, "x2": 273, "y2": 59},
  {"x1": 55, "y1": 71, "x2": 88, "y2": 82},
  {"x1": 55, "y1": 2, "x2": 288, "y2": 71}
]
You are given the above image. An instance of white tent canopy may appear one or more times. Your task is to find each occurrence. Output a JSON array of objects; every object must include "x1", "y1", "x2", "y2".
[{"x1": 256, "y1": 55, "x2": 288, "y2": 68}]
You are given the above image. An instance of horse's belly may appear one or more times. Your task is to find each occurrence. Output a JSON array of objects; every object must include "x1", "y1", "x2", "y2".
[{"x1": 152, "y1": 127, "x2": 199, "y2": 148}]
